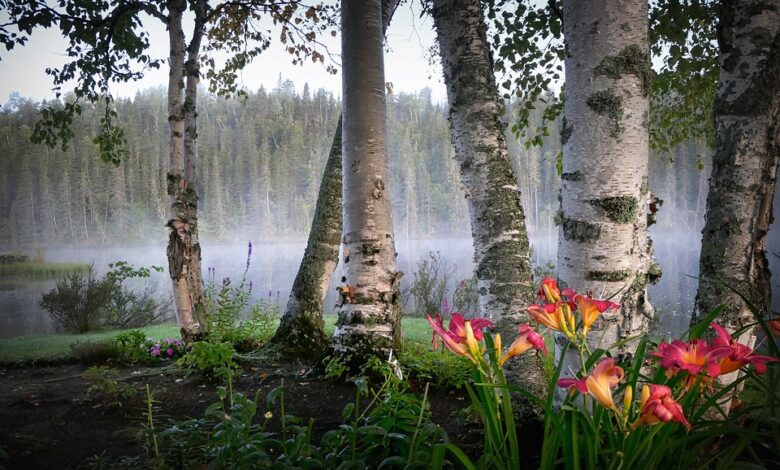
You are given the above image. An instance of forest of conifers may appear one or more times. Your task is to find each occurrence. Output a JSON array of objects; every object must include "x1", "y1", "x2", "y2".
[{"x1": 0, "y1": 84, "x2": 710, "y2": 246}]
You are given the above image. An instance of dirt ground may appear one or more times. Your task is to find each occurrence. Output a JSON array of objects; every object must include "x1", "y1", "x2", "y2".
[{"x1": 0, "y1": 361, "x2": 489, "y2": 469}]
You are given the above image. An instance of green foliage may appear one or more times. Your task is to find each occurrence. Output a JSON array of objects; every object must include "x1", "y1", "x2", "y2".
[
  {"x1": 82, "y1": 365, "x2": 136, "y2": 407},
  {"x1": 397, "y1": 343, "x2": 472, "y2": 390},
  {"x1": 41, "y1": 265, "x2": 114, "y2": 333},
  {"x1": 40, "y1": 262, "x2": 171, "y2": 333},
  {"x1": 407, "y1": 251, "x2": 455, "y2": 316},
  {"x1": 113, "y1": 330, "x2": 148, "y2": 363},
  {"x1": 205, "y1": 244, "x2": 278, "y2": 348},
  {"x1": 176, "y1": 341, "x2": 237, "y2": 379},
  {"x1": 114, "y1": 330, "x2": 186, "y2": 364},
  {"x1": 323, "y1": 355, "x2": 349, "y2": 380}
]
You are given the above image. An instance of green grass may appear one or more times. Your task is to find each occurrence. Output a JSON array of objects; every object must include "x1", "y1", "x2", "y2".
[
  {"x1": 0, "y1": 315, "x2": 434, "y2": 364},
  {"x1": 0, "y1": 324, "x2": 179, "y2": 363},
  {"x1": 0, "y1": 261, "x2": 90, "y2": 279}
]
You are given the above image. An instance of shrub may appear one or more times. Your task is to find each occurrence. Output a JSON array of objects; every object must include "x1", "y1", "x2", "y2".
[
  {"x1": 40, "y1": 261, "x2": 171, "y2": 333},
  {"x1": 407, "y1": 251, "x2": 455, "y2": 316},
  {"x1": 451, "y1": 275, "x2": 479, "y2": 318},
  {"x1": 42, "y1": 265, "x2": 114, "y2": 333}
]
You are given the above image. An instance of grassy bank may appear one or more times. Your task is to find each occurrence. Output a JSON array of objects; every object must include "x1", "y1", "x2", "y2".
[
  {"x1": 0, "y1": 316, "x2": 435, "y2": 364},
  {"x1": 0, "y1": 261, "x2": 90, "y2": 279}
]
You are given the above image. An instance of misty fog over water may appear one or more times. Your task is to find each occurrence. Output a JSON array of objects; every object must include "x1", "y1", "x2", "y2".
[{"x1": 3, "y1": 228, "x2": 760, "y2": 340}]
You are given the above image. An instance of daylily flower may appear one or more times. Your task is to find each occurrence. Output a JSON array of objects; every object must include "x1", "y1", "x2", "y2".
[
  {"x1": 632, "y1": 384, "x2": 691, "y2": 430},
  {"x1": 537, "y1": 277, "x2": 562, "y2": 303},
  {"x1": 499, "y1": 323, "x2": 547, "y2": 365},
  {"x1": 585, "y1": 357, "x2": 624, "y2": 410},
  {"x1": 769, "y1": 318, "x2": 780, "y2": 338},
  {"x1": 427, "y1": 312, "x2": 494, "y2": 363},
  {"x1": 527, "y1": 302, "x2": 576, "y2": 337},
  {"x1": 710, "y1": 323, "x2": 779, "y2": 375},
  {"x1": 573, "y1": 294, "x2": 620, "y2": 335},
  {"x1": 557, "y1": 376, "x2": 588, "y2": 395},
  {"x1": 652, "y1": 338, "x2": 731, "y2": 381}
]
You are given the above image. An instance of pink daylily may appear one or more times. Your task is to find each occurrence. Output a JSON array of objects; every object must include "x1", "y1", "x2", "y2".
[
  {"x1": 632, "y1": 384, "x2": 691, "y2": 430},
  {"x1": 652, "y1": 338, "x2": 731, "y2": 380},
  {"x1": 558, "y1": 358, "x2": 624, "y2": 410},
  {"x1": 426, "y1": 312, "x2": 494, "y2": 363},
  {"x1": 710, "y1": 323, "x2": 779, "y2": 375},
  {"x1": 557, "y1": 376, "x2": 588, "y2": 395}
]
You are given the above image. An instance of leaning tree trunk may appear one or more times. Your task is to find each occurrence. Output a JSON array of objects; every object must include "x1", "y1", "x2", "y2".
[
  {"x1": 693, "y1": 0, "x2": 779, "y2": 351},
  {"x1": 166, "y1": 0, "x2": 204, "y2": 341},
  {"x1": 332, "y1": 0, "x2": 401, "y2": 361},
  {"x1": 429, "y1": 0, "x2": 544, "y2": 400},
  {"x1": 271, "y1": 0, "x2": 399, "y2": 359},
  {"x1": 559, "y1": 0, "x2": 656, "y2": 355}
]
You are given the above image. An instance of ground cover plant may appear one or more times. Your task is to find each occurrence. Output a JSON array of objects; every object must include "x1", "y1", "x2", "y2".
[{"x1": 2, "y1": 278, "x2": 779, "y2": 469}]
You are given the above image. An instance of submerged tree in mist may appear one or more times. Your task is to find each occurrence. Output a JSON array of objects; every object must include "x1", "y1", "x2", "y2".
[
  {"x1": 693, "y1": 0, "x2": 779, "y2": 342},
  {"x1": 557, "y1": 0, "x2": 655, "y2": 351},
  {"x1": 331, "y1": 0, "x2": 402, "y2": 361},
  {"x1": 428, "y1": 0, "x2": 545, "y2": 398},
  {"x1": 270, "y1": 0, "x2": 399, "y2": 359}
]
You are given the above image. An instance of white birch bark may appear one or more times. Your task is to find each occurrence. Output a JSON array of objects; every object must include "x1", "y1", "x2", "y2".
[
  {"x1": 332, "y1": 0, "x2": 401, "y2": 359},
  {"x1": 429, "y1": 0, "x2": 544, "y2": 399},
  {"x1": 559, "y1": 0, "x2": 655, "y2": 355},
  {"x1": 272, "y1": 0, "x2": 400, "y2": 359},
  {"x1": 166, "y1": 0, "x2": 200, "y2": 340},
  {"x1": 693, "y1": 0, "x2": 780, "y2": 395}
]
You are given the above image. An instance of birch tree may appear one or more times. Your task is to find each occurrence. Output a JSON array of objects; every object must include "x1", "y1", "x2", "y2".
[
  {"x1": 558, "y1": 0, "x2": 656, "y2": 352},
  {"x1": 428, "y1": 0, "x2": 545, "y2": 397},
  {"x1": 693, "y1": 0, "x2": 779, "y2": 342},
  {"x1": 332, "y1": 0, "x2": 401, "y2": 360},
  {"x1": 270, "y1": 0, "x2": 399, "y2": 359}
]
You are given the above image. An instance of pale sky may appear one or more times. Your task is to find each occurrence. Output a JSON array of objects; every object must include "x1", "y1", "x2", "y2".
[{"x1": 0, "y1": 1, "x2": 448, "y2": 106}]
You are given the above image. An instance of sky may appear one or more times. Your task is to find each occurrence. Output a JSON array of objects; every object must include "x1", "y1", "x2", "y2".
[{"x1": 0, "y1": 1, "x2": 448, "y2": 106}]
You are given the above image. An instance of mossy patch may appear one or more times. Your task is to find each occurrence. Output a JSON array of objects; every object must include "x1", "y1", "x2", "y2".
[
  {"x1": 590, "y1": 196, "x2": 638, "y2": 223},
  {"x1": 586, "y1": 89, "x2": 624, "y2": 138},
  {"x1": 560, "y1": 116, "x2": 573, "y2": 146},
  {"x1": 586, "y1": 269, "x2": 632, "y2": 282},
  {"x1": 562, "y1": 218, "x2": 601, "y2": 243},
  {"x1": 593, "y1": 44, "x2": 653, "y2": 95},
  {"x1": 648, "y1": 262, "x2": 662, "y2": 284}
]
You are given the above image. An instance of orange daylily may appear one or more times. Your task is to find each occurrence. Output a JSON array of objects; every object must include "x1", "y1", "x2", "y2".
[
  {"x1": 559, "y1": 358, "x2": 624, "y2": 410},
  {"x1": 585, "y1": 357, "x2": 624, "y2": 410},
  {"x1": 632, "y1": 384, "x2": 691, "y2": 430},
  {"x1": 573, "y1": 294, "x2": 619, "y2": 334},
  {"x1": 499, "y1": 323, "x2": 547, "y2": 365},
  {"x1": 527, "y1": 302, "x2": 576, "y2": 337}
]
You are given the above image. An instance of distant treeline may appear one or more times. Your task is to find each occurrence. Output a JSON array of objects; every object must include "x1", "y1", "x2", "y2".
[{"x1": 0, "y1": 81, "x2": 709, "y2": 247}]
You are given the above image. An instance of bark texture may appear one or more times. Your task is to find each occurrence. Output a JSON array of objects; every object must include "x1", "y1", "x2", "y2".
[
  {"x1": 332, "y1": 0, "x2": 401, "y2": 360},
  {"x1": 271, "y1": 0, "x2": 399, "y2": 359},
  {"x1": 559, "y1": 0, "x2": 655, "y2": 354},
  {"x1": 430, "y1": 0, "x2": 544, "y2": 399},
  {"x1": 271, "y1": 117, "x2": 343, "y2": 357},
  {"x1": 693, "y1": 0, "x2": 779, "y2": 339},
  {"x1": 166, "y1": 0, "x2": 206, "y2": 341}
]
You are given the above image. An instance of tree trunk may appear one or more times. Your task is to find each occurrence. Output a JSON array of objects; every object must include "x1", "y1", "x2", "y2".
[
  {"x1": 429, "y1": 0, "x2": 544, "y2": 399},
  {"x1": 271, "y1": 0, "x2": 399, "y2": 360},
  {"x1": 166, "y1": 0, "x2": 202, "y2": 341},
  {"x1": 693, "y1": 0, "x2": 779, "y2": 346},
  {"x1": 332, "y1": 0, "x2": 401, "y2": 361},
  {"x1": 559, "y1": 0, "x2": 655, "y2": 355}
]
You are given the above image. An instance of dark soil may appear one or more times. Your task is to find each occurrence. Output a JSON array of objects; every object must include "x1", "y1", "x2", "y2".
[{"x1": 0, "y1": 361, "x2": 485, "y2": 469}]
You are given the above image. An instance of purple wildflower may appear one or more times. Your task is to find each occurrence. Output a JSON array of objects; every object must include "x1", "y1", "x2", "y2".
[{"x1": 166, "y1": 348, "x2": 174, "y2": 357}]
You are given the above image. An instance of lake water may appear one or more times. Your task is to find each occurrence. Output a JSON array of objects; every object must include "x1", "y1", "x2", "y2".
[{"x1": 2, "y1": 229, "x2": 754, "y2": 340}]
